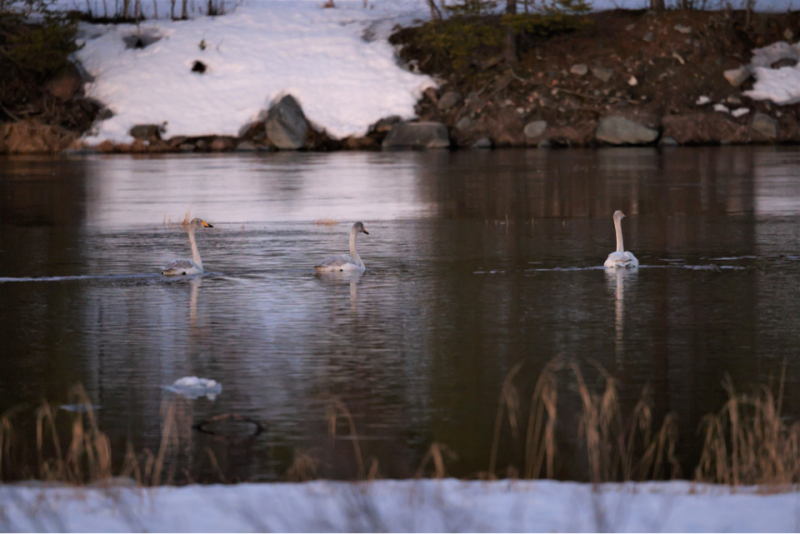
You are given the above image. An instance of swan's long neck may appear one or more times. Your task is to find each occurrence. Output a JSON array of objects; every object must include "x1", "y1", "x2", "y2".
[
  {"x1": 614, "y1": 217, "x2": 625, "y2": 253},
  {"x1": 188, "y1": 227, "x2": 203, "y2": 269},
  {"x1": 349, "y1": 227, "x2": 363, "y2": 266}
]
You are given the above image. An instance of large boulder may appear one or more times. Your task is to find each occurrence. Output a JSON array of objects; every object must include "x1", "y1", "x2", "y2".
[
  {"x1": 751, "y1": 112, "x2": 779, "y2": 139},
  {"x1": 596, "y1": 116, "x2": 659, "y2": 145},
  {"x1": 382, "y1": 122, "x2": 450, "y2": 149},
  {"x1": 129, "y1": 124, "x2": 163, "y2": 142},
  {"x1": 266, "y1": 95, "x2": 308, "y2": 150}
]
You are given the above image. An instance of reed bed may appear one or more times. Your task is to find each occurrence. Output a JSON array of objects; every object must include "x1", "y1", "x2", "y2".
[{"x1": 0, "y1": 360, "x2": 797, "y2": 490}]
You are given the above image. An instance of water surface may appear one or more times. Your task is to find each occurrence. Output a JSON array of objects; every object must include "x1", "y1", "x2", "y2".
[{"x1": 1, "y1": 147, "x2": 799, "y2": 481}]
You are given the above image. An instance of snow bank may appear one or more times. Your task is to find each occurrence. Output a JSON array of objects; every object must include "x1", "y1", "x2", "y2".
[
  {"x1": 744, "y1": 41, "x2": 800, "y2": 105},
  {"x1": 75, "y1": 0, "x2": 436, "y2": 143},
  {"x1": 2, "y1": 479, "x2": 799, "y2": 532}
]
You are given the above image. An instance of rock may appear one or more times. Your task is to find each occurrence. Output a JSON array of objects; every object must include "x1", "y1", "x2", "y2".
[
  {"x1": 751, "y1": 112, "x2": 779, "y2": 138},
  {"x1": 771, "y1": 57, "x2": 798, "y2": 69},
  {"x1": 382, "y1": 122, "x2": 450, "y2": 149},
  {"x1": 662, "y1": 113, "x2": 747, "y2": 145},
  {"x1": 726, "y1": 96, "x2": 742, "y2": 105},
  {"x1": 370, "y1": 116, "x2": 401, "y2": 134},
  {"x1": 191, "y1": 60, "x2": 207, "y2": 73},
  {"x1": 210, "y1": 137, "x2": 233, "y2": 151},
  {"x1": 570, "y1": 64, "x2": 588, "y2": 76},
  {"x1": 732, "y1": 108, "x2": 750, "y2": 118},
  {"x1": 46, "y1": 65, "x2": 83, "y2": 102},
  {"x1": 97, "y1": 140, "x2": 116, "y2": 153},
  {"x1": 658, "y1": 136, "x2": 679, "y2": 146},
  {"x1": 195, "y1": 139, "x2": 208, "y2": 151},
  {"x1": 592, "y1": 67, "x2": 614, "y2": 82},
  {"x1": 147, "y1": 140, "x2": 170, "y2": 153},
  {"x1": 596, "y1": 116, "x2": 659, "y2": 145},
  {"x1": 437, "y1": 91, "x2": 462, "y2": 111},
  {"x1": 471, "y1": 137, "x2": 492, "y2": 149},
  {"x1": 625, "y1": 23, "x2": 635, "y2": 31},
  {"x1": 643, "y1": 32, "x2": 654, "y2": 42},
  {"x1": 724, "y1": 66, "x2": 751, "y2": 87},
  {"x1": 0, "y1": 122, "x2": 77, "y2": 154},
  {"x1": 523, "y1": 120, "x2": 548, "y2": 139},
  {"x1": 344, "y1": 136, "x2": 377, "y2": 150},
  {"x1": 179, "y1": 143, "x2": 195, "y2": 152},
  {"x1": 714, "y1": 104, "x2": 730, "y2": 113},
  {"x1": 696, "y1": 96, "x2": 711, "y2": 105},
  {"x1": 129, "y1": 124, "x2": 163, "y2": 142},
  {"x1": 628, "y1": 76, "x2": 638, "y2": 86},
  {"x1": 266, "y1": 95, "x2": 308, "y2": 150},
  {"x1": 456, "y1": 117, "x2": 473, "y2": 131},
  {"x1": 785, "y1": 29, "x2": 794, "y2": 41},
  {"x1": 131, "y1": 139, "x2": 148, "y2": 153},
  {"x1": 423, "y1": 87, "x2": 438, "y2": 103},
  {"x1": 235, "y1": 140, "x2": 257, "y2": 152},
  {"x1": 169, "y1": 136, "x2": 188, "y2": 147},
  {"x1": 465, "y1": 92, "x2": 481, "y2": 106},
  {"x1": 674, "y1": 24, "x2": 692, "y2": 34}
]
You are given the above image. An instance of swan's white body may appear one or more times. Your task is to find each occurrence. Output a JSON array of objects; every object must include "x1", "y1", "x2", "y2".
[
  {"x1": 604, "y1": 210, "x2": 639, "y2": 269},
  {"x1": 315, "y1": 222, "x2": 369, "y2": 273},
  {"x1": 163, "y1": 218, "x2": 213, "y2": 275}
]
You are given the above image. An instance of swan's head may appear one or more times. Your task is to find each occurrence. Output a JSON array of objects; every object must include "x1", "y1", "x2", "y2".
[
  {"x1": 613, "y1": 210, "x2": 626, "y2": 222},
  {"x1": 189, "y1": 218, "x2": 214, "y2": 229},
  {"x1": 353, "y1": 221, "x2": 369, "y2": 235}
]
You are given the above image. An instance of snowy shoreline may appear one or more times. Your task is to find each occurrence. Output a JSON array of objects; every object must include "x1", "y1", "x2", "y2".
[{"x1": 3, "y1": 479, "x2": 799, "y2": 532}]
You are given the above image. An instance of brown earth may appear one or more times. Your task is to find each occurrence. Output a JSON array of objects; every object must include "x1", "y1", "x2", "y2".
[{"x1": 391, "y1": 8, "x2": 800, "y2": 147}]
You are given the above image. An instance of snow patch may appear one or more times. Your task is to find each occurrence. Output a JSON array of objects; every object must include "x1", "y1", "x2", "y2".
[{"x1": 163, "y1": 376, "x2": 222, "y2": 400}]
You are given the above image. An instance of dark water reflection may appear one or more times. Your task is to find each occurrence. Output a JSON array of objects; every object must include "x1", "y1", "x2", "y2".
[{"x1": 1, "y1": 147, "x2": 799, "y2": 482}]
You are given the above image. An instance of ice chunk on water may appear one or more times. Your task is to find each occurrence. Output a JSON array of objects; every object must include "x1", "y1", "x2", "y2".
[{"x1": 163, "y1": 377, "x2": 222, "y2": 400}]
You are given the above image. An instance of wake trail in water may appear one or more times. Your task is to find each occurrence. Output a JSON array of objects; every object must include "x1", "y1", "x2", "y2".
[{"x1": 1, "y1": 274, "x2": 173, "y2": 283}]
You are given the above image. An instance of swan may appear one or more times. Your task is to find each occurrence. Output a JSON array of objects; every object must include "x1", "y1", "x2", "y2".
[
  {"x1": 315, "y1": 222, "x2": 369, "y2": 273},
  {"x1": 162, "y1": 218, "x2": 214, "y2": 275},
  {"x1": 604, "y1": 210, "x2": 639, "y2": 269}
]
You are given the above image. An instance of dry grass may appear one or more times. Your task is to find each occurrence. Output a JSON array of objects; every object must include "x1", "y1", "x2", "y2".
[
  {"x1": 313, "y1": 217, "x2": 340, "y2": 227},
  {"x1": 695, "y1": 365, "x2": 800, "y2": 488}
]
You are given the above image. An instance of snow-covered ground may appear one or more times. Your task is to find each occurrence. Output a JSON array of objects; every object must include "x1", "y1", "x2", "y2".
[
  {"x1": 74, "y1": 0, "x2": 436, "y2": 143},
  {"x1": 2, "y1": 479, "x2": 799, "y2": 532}
]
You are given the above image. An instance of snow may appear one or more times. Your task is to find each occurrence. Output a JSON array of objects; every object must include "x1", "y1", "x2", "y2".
[
  {"x1": 732, "y1": 107, "x2": 750, "y2": 117},
  {"x1": 1, "y1": 480, "x2": 799, "y2": 532},
  {"x1": 74, "y1": 0, "x2": 436, "y2": 143},
  {"x1": 714, "y1": 103, "x2": 729, "y2": 113},
  {"x1": 695, "y1": 95, "x2": 711, "y2": 105},
  {"x1": 162, "y1": 376, "x2": 222, "y2": 399},
  {"x1": 744, "y1": 41, "x2": 800, "y2": 105}
]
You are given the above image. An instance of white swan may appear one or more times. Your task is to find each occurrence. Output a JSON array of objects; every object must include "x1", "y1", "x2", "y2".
[
  {"x1": 162, "y1": 218, "x2": 214, "y2": 275},
  {"x1": 604, "y1": 210, "x2": 639, "y2": 269},
  {"x1": 315, "y1": 222, "x2": 369, "y2": 273}
]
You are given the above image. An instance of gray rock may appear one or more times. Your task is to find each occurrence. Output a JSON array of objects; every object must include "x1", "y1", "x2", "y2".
[
  {"x1": 235, "y1": 141, "x2": 257, "y2": 152},
  {"x1": 437, "y1": 91, "x2": 462, "y2": 111},
  {"x1": 596, "y1": 116, "x2": 659, "y2": 145},
  {"x1": 471, "y1": 137, "x2": 492, "y2": 149},
  {"x1": 751, "y1": 112, "x2": 779, "y2": 138},
  {"x1": 658, "y1": 136, "x2": 679, "y2": 146},
  {"x1": 674, "y1": 24, "x2": 692, "y2": 34},
  {"x1": 643, "y1": 32, "x2": 654, "y2": 42},
  {"x1": 592, "y1": 67, "x2": 614, "y2": 82},
  {"x1": 456, "y1": 117, "x2": 473, "y2": 130},
  {"x1": 370, "y1": 115, "x2": 401, "y2": 134},
  {"x1": 523, "y1": 120, "x2": 548, "y2": 139},
  {"x1": 266, "y1": 95, "x2": 308, "y2": 150},
  {"x1": 382, "y1": 122, "x2": 450, "y2": 149},
  {"x1": 129, "y1": 124, "x2": 163, "y2": 141},
  {"x1": 771, "y1": 57, "x2": 798, "y2": 69},
  {"x1": 724, "y1": 66, "x2": 751, "y2": 87},
  {"x1": 570, "y1": 64, "x2": 588, "y2": 76}
]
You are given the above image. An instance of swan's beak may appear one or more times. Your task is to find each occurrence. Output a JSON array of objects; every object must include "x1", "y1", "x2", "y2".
[
  {"x1": 203, "y1": 221, "x2": 214, "y2": 228},
  {"x1": 362, "y1": 228, "x2": 369, "y2": 235},
  {"x1": 621, "y1": 213, "x2": 626, "y2": 219}
]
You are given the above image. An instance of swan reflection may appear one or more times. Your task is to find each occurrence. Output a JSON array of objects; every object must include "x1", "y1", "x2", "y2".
[{"x1": 605, "y1": 268, "x2": 637, "y2": 366}]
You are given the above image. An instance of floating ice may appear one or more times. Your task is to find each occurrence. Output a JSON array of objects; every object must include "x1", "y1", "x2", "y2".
[{"x1": 163, "y1": 377, "x2": 222, "y2": 400}]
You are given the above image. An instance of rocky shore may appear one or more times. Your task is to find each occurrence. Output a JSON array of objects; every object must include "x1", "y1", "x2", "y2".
[{"x1": 1, "y1": 8, "x2": 799, "y2": 155}]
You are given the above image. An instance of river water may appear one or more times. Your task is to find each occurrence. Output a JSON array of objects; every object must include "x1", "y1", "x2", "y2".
[{"x1": 1, "y1": 147, "x2": 799, "y2": 482}]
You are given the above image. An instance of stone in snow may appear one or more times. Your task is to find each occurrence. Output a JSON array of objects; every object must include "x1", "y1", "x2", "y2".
[
  {"x1": 732, "y1": 108, "x2": 750, "y2": 118},
  {"x1": 628, "y1": 76, "x2": 638, "y2": 86},
  {"x1": 695, "y1": 96, "x2": 711, "y2": 105},
  {"x1": 592, "y1": 67, "x2": 614, "y2": 82},
  {"x1": 714, "y1": 104, "x2": 730, "y2": 113},
  {"x1": 596, "y1": 117, "x2": 659, "y2": 145},
  {"x1": 724, "y1": 66, "x2": 751, "y2": 87},
  {"x1": 751, "y1": 113, "x2": 779, "y2": 139},
  {"x1": 570, "y1": 64, "x2": 588, "y2": 76},
  {"x1": 266, "y1": 95, "x2": 308, "y2": 150},
  {"x1": 437, "y1": 92, "x2": 462, "y2": 112},
  {"x1": 523, "y1": 120, "x2": 548, "y2": 139},
  {"x1": 382, "y1": 122, "x2": 450, "y2": 149}
]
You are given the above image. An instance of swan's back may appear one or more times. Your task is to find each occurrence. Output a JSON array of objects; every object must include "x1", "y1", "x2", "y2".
[
  {"x1": 315, "y1": 254, "x2": 363, "y2": 272},
  {"x1": 604, "y1": 251, "x2": 639, "y2": 269},
  {"x1": 163, "y1": 259, "x2": 202, "y2": 275}
]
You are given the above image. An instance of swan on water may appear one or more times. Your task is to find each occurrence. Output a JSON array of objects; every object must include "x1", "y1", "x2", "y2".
[
  {"x1": 604, "y1": 210, "x2": 639, "y2": 269},
  {"x1": 315, "y1": 222, "x2": 369, "y2": 273},
  {"x1": 162, "y1": 218, "x2": 214, "y2": 275}
]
